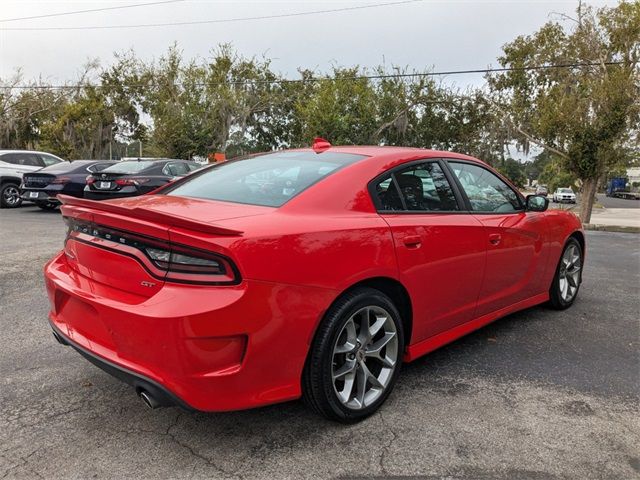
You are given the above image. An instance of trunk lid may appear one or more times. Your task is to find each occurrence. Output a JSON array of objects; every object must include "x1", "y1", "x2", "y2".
[
  {"x1": 111, "y1": 194, "x2": 272, "y2": 224},
  {"x1": 58, "y1": 195, "x2": 262, "y2": 297},
  {"x1": 23, "y1": 173, "x2": 56, "y2": 188}
]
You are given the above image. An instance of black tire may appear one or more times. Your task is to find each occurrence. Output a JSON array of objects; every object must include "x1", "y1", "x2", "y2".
[
  {"x1": 548, "y1": 237, "x2": 583, "y2": 310},
  {"x1": 0, "y1": 182, "x2": 22, "y2": 208},
  {"x1": 302, "y1": 287, "x2": 405, "y2": 423},
  {"x1": 36, "y1": 202, "x2": 58, "y2": 211}
]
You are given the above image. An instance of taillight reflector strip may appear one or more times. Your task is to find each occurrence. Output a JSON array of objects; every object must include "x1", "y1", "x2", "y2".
[{"x1": 63, "y1": 217, "x2": 240, "y2": 285}]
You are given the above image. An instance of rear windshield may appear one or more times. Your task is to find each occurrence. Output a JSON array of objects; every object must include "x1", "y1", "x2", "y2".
[
  {"x1": 165, "y1": 151, "x2": 366, "y2": 207},
  {"x1": 103, "y1": 161, "x2": 156, "y2": 174},
  {"x1": 39, "y1": 160, "x2": 88, "y2": 173}
]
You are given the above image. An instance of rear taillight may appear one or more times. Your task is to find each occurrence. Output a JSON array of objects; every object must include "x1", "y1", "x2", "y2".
[
  {"x1": 146, "y1": 247, "x2": 225, "y2": 275},
  {"x1": 51, "y1": 176, "x2": 71, "y2": 184},
  {"x1": 116, "y1": 177, "x2": 150, "y2": 186},
  {"x1": 86, "y1": 176, "x2": 95, "y2": 185},
  {"x1": 63, "y1": 217, "x2": 239, "y2": 284}
]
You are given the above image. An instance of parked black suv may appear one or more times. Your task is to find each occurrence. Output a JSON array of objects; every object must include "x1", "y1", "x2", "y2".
[
  {"x1": 84, "y1": 159, "x2": 202, "y2": 200},
  {"x1": 21, "y1": 160, "x2": 115, "y2": 210}
]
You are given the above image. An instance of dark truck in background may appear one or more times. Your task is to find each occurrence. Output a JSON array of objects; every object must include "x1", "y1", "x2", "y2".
[{"x1": 606, "y1": 177, "x2": 640, "y2": 200}]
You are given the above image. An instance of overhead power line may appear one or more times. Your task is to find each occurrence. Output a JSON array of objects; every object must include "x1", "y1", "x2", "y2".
[
  {"x1": 0, "y1": 62, "x2": 625, "y2": 91},
  {"x1": 0, "y1": 0, "x2": 185, "y2": 24},
  {"x1": 1, "y1": 0, "x2": 425, "y2": 31}
]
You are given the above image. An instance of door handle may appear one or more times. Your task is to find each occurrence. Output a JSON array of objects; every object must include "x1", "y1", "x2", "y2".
[
  {"x1": 402, "y1": 235, "x2": 422, "y2": 248},
  {"x1": 489, "y1": 233, "x2": 502, "y2": 245}
]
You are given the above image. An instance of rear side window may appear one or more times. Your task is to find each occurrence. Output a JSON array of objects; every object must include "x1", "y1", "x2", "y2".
[
  {"x1": 166, "y1": 151, "x2": 366, "y2": 207},
  {"x1": 374, "y1": 161, "x2": 459, "y2": 212},
  {"x1": 40, "y1": 154, "x2": 62, "y2": 166},
  {"x1": 163, "y1": 162, "x2": 190, "y2": 176},
  {"x1": 449, "y1": 161, "x2": 523, "y2": 212},
  {"x1": 87, "y1": 162, "x2": 113, "y2": 173}
]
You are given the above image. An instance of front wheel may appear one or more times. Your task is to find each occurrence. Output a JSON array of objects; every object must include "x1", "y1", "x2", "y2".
[
  {"x1": 302, "y1": 287, "x2": 404, "y2": 423},
  {"x1": 548, "y1": 237, "x2": 583, "y2": 310},
  {"x1": 0, "y1": 183, "x2": 22, "y2": 208}
]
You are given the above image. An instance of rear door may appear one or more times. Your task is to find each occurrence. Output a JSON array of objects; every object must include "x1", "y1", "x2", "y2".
[
  {"x1": 372, "y1": 159, "x2": 487, "y2": 342},
  {"x1": 446, "y1": 160, "x2": 549, "y2": 317}
]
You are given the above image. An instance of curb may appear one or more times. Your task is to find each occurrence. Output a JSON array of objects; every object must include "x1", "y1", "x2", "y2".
[{"x1": 583, "y1": 224, "x2": 640, "y2": 234}]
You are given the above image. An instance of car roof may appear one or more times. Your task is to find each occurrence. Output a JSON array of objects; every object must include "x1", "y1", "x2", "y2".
[
  {"x1": 116, "y1": 157, "x2": 193, "y2": 163},
  {"x1": 0, "y1": 150, "x2": 63, "y2": 156},
  {"x1": 115, "y1": 158, "x2": 190, "y2": 164},
  {"x1": 36, "y1": 159, "x2": 115, "y2": 171},
  {"x1": 281, "y1": 145, "x2": 485, "y2": 164},
  {"x1": 70, "y1": 159, "x2": 114, "y2": 164}
]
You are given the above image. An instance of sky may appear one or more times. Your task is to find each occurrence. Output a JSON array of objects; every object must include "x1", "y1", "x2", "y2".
[{"x1": 0, "y1": 0, "x2": 620, "y2": 90}]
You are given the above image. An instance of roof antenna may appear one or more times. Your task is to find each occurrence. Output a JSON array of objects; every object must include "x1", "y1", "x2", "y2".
[{"x1": 312, "y1": 137, "x2": 332, "y2": 153}]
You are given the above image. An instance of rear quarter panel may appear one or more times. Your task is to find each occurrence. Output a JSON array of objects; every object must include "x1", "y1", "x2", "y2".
[{"x1": 171, "y1": 212, "x2": 399, "y2": 292}]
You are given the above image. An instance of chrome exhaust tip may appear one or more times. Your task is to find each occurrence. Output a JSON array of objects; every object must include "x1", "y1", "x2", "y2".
[{"x1": 138, "y1": 390, "x2": 161, "y2": 409}]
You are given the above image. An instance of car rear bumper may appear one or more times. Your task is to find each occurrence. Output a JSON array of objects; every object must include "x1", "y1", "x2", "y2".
[
  {"x1": 20, "y1": 189, "x2": 61, "y2": 203},
  {"x1": 50, "y1": 321, "x2": 193, "y2": 410},
  {"x1": 44, "y1": 251, "x2": 336, "y2": 411}
]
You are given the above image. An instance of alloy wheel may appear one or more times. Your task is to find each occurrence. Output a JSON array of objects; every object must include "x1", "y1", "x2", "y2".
[
  {"x1": 558, "y1": 243, "x2": 581, "y2": 302},
  {"x1": 2, "y1": 185, "x2": 20, "y2": 207},
  {"x1": 331, "y1": 306, "x2": 399, "y2": 410}
]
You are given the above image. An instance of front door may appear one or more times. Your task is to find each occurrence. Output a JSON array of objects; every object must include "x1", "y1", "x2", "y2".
[{"x1": 446, "y1": 160, "x2": 549, "y2": 317}]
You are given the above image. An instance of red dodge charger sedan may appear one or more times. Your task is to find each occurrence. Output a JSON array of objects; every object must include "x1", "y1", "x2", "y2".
[{"x1": 45, "y1": 141, "x2": 584, "y2": 422}]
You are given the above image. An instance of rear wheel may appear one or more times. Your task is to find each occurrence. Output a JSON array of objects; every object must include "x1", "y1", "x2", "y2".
[
  {"x1": 302, "y1": 287, "x2": 404, "y2": 423},
  {"x1": 0, "y1": 183, "x2": 22, "y2": 208},
  {"x1": 549, "y1": 238, "x2": 583, "y2": 310}
]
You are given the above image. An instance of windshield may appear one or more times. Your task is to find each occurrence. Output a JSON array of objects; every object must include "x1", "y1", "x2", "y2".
[
  {"x1": 559, "y1": 188, "x2": 574, "y2": 193},
  {"x1": 103, "y1": 161, "x2": 156, "y2": 174},
  {"x1": 165, "y1": 151, "x2": 366, "y2": 207}
]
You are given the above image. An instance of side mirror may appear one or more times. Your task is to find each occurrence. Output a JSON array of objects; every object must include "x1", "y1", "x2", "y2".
[{"x1": 526, "y1": 194, "x2": 549, "y2": 212}]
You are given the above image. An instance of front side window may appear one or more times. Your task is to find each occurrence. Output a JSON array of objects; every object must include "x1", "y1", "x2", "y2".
[
  {"x1": 374, "y1": 161, "x2": 459, "y2": 212},
  {"x1": 166, "y1": 151, "x2": 366, "y2": 207},
  {"x1": 449, "y1": 161, "x2": 523, "y2": 213}
]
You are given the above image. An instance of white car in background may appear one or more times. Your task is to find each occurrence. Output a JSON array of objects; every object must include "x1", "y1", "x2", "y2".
[
  {"x1": 553, "y1": 187, "x2": 577, "y2": 204},
  {"x1": 0, "y1": 150, "x2": 66, "y2": 208}
]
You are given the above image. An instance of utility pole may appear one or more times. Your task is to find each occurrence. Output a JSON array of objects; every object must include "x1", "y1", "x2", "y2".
[{"x1": 139, "y1": 140, "x2": 142, "y2": 158}]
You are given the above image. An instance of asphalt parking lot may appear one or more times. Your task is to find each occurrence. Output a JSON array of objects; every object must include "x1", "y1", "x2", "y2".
[{"x1": 1, "y1": 205, "x2": 639, "y2": 480}]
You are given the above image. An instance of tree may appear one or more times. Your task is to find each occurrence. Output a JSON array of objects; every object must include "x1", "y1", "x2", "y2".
[
  {"x1": 293, "y1": 67, "x2": 379, "y2": 145},
  {"x1": 539, "y1": 162, "x2": 579, "y2": 193},
  {"x1": 497, "y1": 158, "x2": 527, "y2": 188},
  {"x1": 487, "y1": 1, "x2": 640, "y2": 222}
]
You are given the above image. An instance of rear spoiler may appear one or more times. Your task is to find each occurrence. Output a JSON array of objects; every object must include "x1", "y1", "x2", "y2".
[{"x1": 57, "y1": 194, "x2": 243, "y2": 237}]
